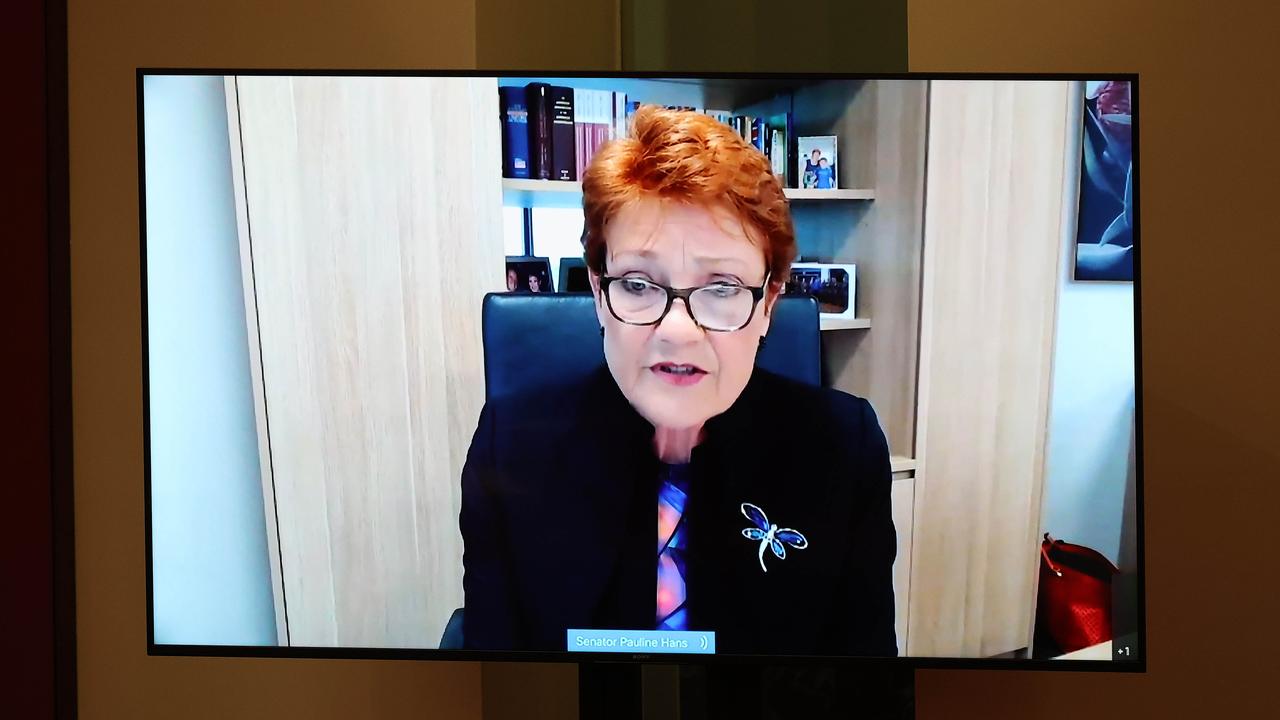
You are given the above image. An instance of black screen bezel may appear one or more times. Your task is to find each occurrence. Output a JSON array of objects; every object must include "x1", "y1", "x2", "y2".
[{"x1": 138, "y1": 68, "x2": 1144, "y2": 673}]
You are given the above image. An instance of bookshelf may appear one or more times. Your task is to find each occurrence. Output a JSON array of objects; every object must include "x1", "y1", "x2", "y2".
[
  {"x1": 890, "y1": 455, "x2": 917, "y2": 474},
  {"x1": 501, "y1": 178, "x2": 876, "y2": 208},
  {"x1": 785, "y1": 188, "x2": 876, "y2": 201},
  {"x1": 819, "y1": 316, "x2": 872, "y2": 331}
]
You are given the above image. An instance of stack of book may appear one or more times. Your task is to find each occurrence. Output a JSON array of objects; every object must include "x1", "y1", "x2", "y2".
[
  {"x1": 499, "y1": 82, "x2": 628, "y2": 183},
  {"x1": 574, "y1": 88, "x2": 628, "y2": 181},
  {"x1": 633, "y1": 105, "x2": 794, "y2": 187},
  {"x1": 709, "y1": 110, "x2": 793, "y2": 185},
  {"x1": 498, "y1": 84, "x2": 794, "y2": 187}
]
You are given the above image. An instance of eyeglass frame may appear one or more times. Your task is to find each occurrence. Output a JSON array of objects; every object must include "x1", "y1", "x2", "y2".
[{"x1": 597, "y1": 273, "x2": 772, "y2": 332}]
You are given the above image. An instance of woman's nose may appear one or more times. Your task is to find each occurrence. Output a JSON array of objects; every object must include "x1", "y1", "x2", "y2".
[{"x1": 654, "y1": 297, "x2": 703, "y2": 342}]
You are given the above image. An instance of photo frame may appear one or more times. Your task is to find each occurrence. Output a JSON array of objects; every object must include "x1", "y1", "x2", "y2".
[
  {"x1": 785, "y1": 262, "x2": 857, "y2": 319},
  {"x1": 505, "y1": 256, "x2": 554, "y2": 293},
  {"x1": 558, "y1": 257, "x2": 591, "y2": 293},
  {"x1": 797, "y1": 135, "x2": 838, "y2": 190}
]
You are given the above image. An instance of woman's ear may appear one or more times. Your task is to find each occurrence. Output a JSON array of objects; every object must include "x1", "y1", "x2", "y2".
[
  {"x1": 756, "y1": 283, "x2": 781, "y2": 338},
  {"x1": 588, "y1": 270, "x2": 602, "y2": 302},
  {"x1": 763, "y1": 281, "x2": 783, "y2": 317},
  {"x1": 589, "y1": 271, "x2": 611, "y2": 331}
]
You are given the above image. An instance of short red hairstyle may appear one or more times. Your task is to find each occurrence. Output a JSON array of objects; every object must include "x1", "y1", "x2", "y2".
[{"x1": 581, "y1": 105, "x2": 796, "y2": 291}]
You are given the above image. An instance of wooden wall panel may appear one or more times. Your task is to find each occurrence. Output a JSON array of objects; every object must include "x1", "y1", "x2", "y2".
[
  {"x1": 232, "y1": 75, "x2": 505, "y2": 648},
  {"x1": 908, "y1": 80, "x2": 1070, "y2": 657},
  {"x1": 790, "y1": 79, "x2": 928, "y2": 459},
  {"x1": 845, "y1": 79, "x2": 928, "y2": 457}
]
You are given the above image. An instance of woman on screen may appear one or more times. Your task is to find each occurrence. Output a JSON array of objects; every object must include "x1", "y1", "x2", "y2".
[{"x1": 460, "y1": 105, "x2": 896, "y2": 657}]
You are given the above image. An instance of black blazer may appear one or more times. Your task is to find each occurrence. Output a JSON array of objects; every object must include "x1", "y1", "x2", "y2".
[{"x1": 460, "y1": 364, "x2": 897, "y2": 657}]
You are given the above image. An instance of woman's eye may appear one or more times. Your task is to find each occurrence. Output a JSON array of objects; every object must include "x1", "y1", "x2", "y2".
[
  {"x1": 706, "y1": 284, "x2": 743, "y2": 298},
  {"x1": 620, "y1": 278, "x2": 654, "y2": 294}
]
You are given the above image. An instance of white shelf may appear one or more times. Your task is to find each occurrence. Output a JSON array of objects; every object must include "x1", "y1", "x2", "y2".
[
  {"x1": 819, "y1": 316, "x2": 871, "y2": 331},
  {"x1": 501, "y1": 179, "x2": 583, "y2": 209},
  {"x1": 503, "y1": 178, "x2": 580, "y2": 193},
  {"x1": 501, "y1": 179, "x2": 876, "y2": 207},
  {"x1": 785, "y1": 188, "x2": 875, "y2": 201},
  {"x1": 890, "y1": 456, "x2": 916, "y2": 474}
]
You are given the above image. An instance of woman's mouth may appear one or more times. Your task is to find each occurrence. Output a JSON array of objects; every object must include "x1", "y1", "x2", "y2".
[{"x1": 651, "y1": 362, "x2": 708, "y2": 387}]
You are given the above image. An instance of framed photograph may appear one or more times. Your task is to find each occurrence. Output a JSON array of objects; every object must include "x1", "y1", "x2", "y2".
[
  {"x1": 785, "y1": 263, "x2": 857, "y2": 318},
  {"x1": 557, "y1": 257, "x2": 591, "y2": 293},
  {"x1": 1073, "y1": 80, "x2": 1134, "y2": 282},
  {"x1": 797, "y1": 135, "x2": 838, "y2": 190},
  {"x1": 504, "y1": 256, "x2": 554, "y2": 293}
]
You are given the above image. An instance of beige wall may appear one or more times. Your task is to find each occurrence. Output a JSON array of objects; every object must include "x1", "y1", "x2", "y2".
[
  {"x1": 909, "y1": 1, "x2": 1280, "y2": 717},
  {"x1": 69, "y1": 1, "x2": 481, "y2": 718},
  {"x1": 620, "y1": 0, "x2": 907, "y2": 72},
  {"x1": 477, "y1": 0, "x2": 619, "y2": 71}
]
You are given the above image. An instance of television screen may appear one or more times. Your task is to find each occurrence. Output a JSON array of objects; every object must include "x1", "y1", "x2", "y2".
[{"x1": 141, "y1": 71, "x2": 1141, "y2": 668}]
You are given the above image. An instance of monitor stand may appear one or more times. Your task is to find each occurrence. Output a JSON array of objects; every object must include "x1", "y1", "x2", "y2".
[{"x1": 578, "y1": 663, "x2": 914, "y2": 719}]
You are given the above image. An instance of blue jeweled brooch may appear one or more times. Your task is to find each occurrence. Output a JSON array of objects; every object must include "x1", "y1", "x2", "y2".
[{"x1": 740, "y1": 503, "x2": 808, "y2": 572}]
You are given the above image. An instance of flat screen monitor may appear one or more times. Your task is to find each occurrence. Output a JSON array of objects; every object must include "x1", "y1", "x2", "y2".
[{"x1": 141, "y1": 70, "x2": 1142, "y2": 670}]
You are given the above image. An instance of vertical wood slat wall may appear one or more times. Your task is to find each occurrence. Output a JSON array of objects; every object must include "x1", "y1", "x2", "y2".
[
  {"x1": 227, "y1": 76, "x2": 505, "y2": 647},
  {"x1": 802, "y1": 79, "x2": 928, "y2": 460},
  {"x1": 908, "y1": 80, "x2": 1072, "y2": 657}
]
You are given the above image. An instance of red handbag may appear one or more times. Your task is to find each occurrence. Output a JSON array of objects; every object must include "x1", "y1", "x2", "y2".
[{"x1": 1035, "y1": 533, "x2": 1119, "y2": 655}]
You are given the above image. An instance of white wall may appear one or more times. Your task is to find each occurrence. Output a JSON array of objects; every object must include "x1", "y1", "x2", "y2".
[
  {"x1": 145, "y1": 75, "x2": 277, "y2": 645},
  {"x1": 1041, "y1": 280, "x2": 1135, "y2": 565}
]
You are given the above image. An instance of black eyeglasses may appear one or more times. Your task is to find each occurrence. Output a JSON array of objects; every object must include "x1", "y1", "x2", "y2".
[{"x1": 599, "y1": 274, "x2": 769, "y2": 332}]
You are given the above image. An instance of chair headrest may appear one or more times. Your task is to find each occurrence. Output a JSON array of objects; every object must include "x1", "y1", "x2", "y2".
[{"x1": 482, "y1": 293, "x2": 820, "y2": 402}]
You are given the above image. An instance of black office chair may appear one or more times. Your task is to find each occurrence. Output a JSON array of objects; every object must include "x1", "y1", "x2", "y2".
[
  {"x1": 438, "y1": 292, "x2": 821, "y2": 649},
  {"x1": 481, "y1": 292, "x2": 820, "y2": 402}
]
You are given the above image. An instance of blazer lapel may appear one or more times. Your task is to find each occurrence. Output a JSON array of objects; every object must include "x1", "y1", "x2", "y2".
[
  {"x1": 685, "y1": 369, "x2": 828, "y2": 650},
  {"x1": 523, "y1": 366, "x2": 658, "y2": 639},
  {"x1": 684, "y1": 370, "x2": 768, "y2": 634}
]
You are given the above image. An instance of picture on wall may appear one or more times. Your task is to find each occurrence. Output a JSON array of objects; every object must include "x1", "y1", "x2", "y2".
[
  {"x1": 505, "y1": 257, "x2": 554, "y2": 293},
  {"x1": 797, "y1": 135, "x2": 838, "y2": 190},
  {"x1": 1074, "y1": 80, "x2": 1134, "y2": 282}
]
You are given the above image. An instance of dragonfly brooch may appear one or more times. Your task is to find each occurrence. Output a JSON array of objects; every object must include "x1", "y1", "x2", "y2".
[{"x1": 740, "y1": 502, "x2": 808, "y2": 572}]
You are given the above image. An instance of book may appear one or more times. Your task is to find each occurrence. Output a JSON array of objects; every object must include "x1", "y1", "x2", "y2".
[
  {"x1": 705, "y1": 109, "x2": 733, "y2": 128},
  {"x1": 498, "y1": 86, "x2": 531, "y2": 179},
  {"x1": 589, "y1": 90, "x2": 603, "y2": 165},
  {"x1": 525, "y1": 82, "x2": 553, "y2": 180},
  {"x1": 778, "y1": 111, "x2": 788, "y2": 184},
  {"x1": 549, "y1": 86, "x2": 576, "y2": 181},
  {"x1": 625, "y1": 100, "x2": 640, "y2": 135},
  {"x1": 574, "y1": 88, "x2": 587, "y2": 180},
  {"x1": 770, "y1": 129, "x2": 786, "y2": 178},
  {"x1": 573, "y1": 89, "x2": 608, "y2": 178},
  {"x1": 596, "y1": 90, "x2": 612, "y2": 152},
  {"x1": 614, "y1": 91, "x2": 627, "y2": 140},
  {"x1": 763, "y1": 112, "x2": 792, "y2": 184}
]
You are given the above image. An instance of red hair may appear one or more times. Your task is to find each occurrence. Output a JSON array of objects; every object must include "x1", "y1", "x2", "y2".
[{"x1": 581, "y1": 105, "x2": 796, "y2": 291}]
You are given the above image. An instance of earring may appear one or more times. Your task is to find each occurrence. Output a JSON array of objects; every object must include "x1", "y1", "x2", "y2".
[
  {"x1": 757, "y1": 336, "x2": 767, "y2": 354},
  {"x1": 599, "y1": 327, "x2": 605, "y2": 337}
]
